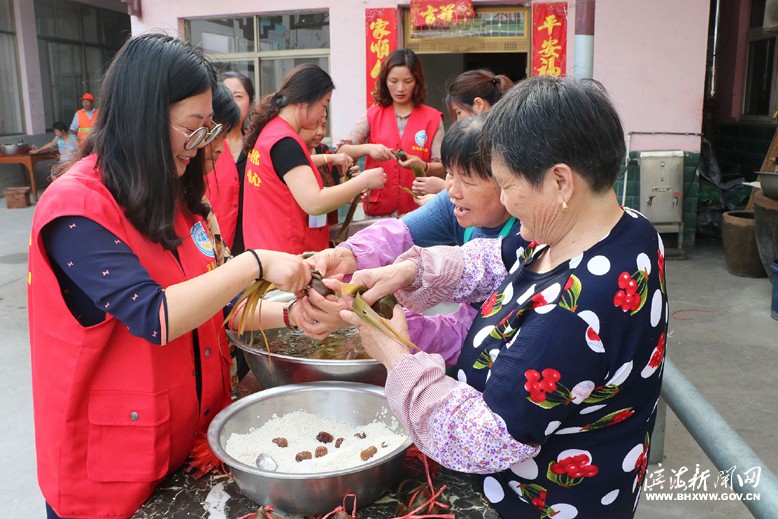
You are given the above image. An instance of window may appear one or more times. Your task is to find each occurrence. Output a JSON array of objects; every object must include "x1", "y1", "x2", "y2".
[
  {"x1": 34, "y1": 0, "x2": 131, "y2": 128},
  {"x1": 0, "y1": 0, "x2": 24, "y2": 135},
  {"x1": 744, "y1": 0, "x2": 778, "y2": 118},
  {"x1": 187, "y1": 11, "x2": 330, "y2": 97}
]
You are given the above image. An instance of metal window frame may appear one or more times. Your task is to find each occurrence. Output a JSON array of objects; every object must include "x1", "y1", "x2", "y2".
[
  {"x1": 742, "y1": 26, "x2": 778, "y2": 121},
  {"x1": 187, "y1": 11, "x2": 331, "y2": 112}
]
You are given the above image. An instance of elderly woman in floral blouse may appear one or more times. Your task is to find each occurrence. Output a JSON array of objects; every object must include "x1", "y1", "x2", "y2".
[{"x1": 340, "y1": 76, "x2": 668, "y2": 518}]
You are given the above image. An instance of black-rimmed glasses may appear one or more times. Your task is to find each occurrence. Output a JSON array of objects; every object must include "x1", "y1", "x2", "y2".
[{"x1": 170, "y1": 123, "x2": 223, "y2": 151}]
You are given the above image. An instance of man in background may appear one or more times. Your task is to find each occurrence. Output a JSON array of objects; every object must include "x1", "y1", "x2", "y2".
[{"x1": 69, "y1": 93, "x2": 98, "y2": 144}]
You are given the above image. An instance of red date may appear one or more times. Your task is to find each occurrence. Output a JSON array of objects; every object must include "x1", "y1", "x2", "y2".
[
  {"x1": 316, "y1": 431, "x2": 334, "y2": 443},
  {"x1": 360, "y1": 446, "x2": 378, "y2": 461},
  {"x1": 295, "y1": 451, "x2": 312, "y2": 462}
]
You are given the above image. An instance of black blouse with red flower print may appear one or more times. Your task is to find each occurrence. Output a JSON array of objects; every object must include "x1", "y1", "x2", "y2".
[{"x1": 455, "y1": 209, "x2": 668, "y2": 518}]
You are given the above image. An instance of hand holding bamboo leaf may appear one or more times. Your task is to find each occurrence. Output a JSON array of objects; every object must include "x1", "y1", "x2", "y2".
[
  {"x1": 340, "y1": 303, "x2": 416, "y2": 370},
  {"x1": 397, "y1": 156, "x2": 427, "y2": 178},
  {"x1": 224, "y1": 251, "x2": 311, "y2": 337},
  {"x1": 295, "y1": 286, "x2": 348, "y2": 340},
  {"x1": 348, "y1": 262, "x2": 417, "y2": 306},
  {"x1": 304, "y1": 247, "x2": 359, "y2": 279}
]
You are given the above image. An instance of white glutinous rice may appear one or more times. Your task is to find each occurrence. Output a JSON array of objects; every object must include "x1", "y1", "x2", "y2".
[{"x1": 224, "y1": 410, "x2": 408, "y2": 473}]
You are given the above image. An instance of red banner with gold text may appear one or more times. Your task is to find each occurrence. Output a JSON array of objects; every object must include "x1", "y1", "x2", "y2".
[
  {"x1": 365, "y1": 8, "x2": 398, "y2": 108},
  {"x1": 531, "y1": 2, "x2": 568, "y2": 77},
  {"x1": 410, "y1": 0, "x2": 474, "y2": 28}
]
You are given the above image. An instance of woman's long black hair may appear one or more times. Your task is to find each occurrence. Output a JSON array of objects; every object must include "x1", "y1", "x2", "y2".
[
  {"x1": 212, "y1": 82, "x2": 241, "y2": 134},
  {"x1": 243, "y1": 64, "x2": 334, "y2": 154},
  {"x1": 80, "y1": 33, "x2": 217, "y2": 250}
]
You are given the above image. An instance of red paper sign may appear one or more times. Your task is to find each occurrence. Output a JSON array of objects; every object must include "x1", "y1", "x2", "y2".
[
  {"x1": 531, "y1": 2, "x2": 568, "y2": 77},
  {"x1": 365, "y1": 8, "x2": 398, "y2": 109},
  {"x1": 410, "y1": 0, "x2": 475, "y2": 28}
]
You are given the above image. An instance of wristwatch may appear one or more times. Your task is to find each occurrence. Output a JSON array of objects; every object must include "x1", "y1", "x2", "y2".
[{"x1": 283, "y1": 299, "x2": 298, "y2": 329}]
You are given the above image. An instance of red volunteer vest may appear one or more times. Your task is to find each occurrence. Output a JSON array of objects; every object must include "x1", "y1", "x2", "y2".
[
  {"x1": 28, "y1": 155, "x2": 231, "y2": 519},
  {"x1": 363, "y1": 104, "x2": 442, "y2": 216},
  {"x1": 242, "y1": 117, "x2": 329, "y2": 254},
  {"x1": 313, "y1": 146, "x2": 339, "y2": 226},
  {"x1": 205, "y1": 140, "x2": 240, "y2": 249},
  {"x1": 76, "y1": 109, "x2": 98, "y2": 141}
]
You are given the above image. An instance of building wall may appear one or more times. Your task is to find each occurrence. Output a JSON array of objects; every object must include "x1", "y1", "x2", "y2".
[
  {"x1": 707, "y1": 0, "x2": 774, "y2": 183},
  {"x1": 8, "y1": 0, "x2": 712, "y2": 212},
  {"x1": 0, "y1": 0, "x2": 129, "y2": 195},
  {"x1": 590, "y1": 0, "x2": 709, "y2": 247},
  {"x1": 712, "y1": 0, "x2": 750, "y2": 123},
  {"x1": 593, "y1": 0, "x2": 709, "y2": 154},
  {"x1": 134, "y1": 0, "x2": 710, "y2": 152},
  {"x1": 12, "y1": 0, "x2": 128, "y2": 134},
  {"x1": 133, "y1": 0, "x2": 382, "y2": 142}
]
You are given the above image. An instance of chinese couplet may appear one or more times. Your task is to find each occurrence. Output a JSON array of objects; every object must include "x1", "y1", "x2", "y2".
[
  {"x1": 531, "y1": 2, "x2": 568, "y2": 77},
  {"x1": 365, "y1": 8, "x2": 398, "y2": 108}
]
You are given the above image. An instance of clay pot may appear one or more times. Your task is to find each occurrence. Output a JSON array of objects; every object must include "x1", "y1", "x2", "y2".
[{"x1": 721, "y1": 211, "x2": 767, "y2": 278}]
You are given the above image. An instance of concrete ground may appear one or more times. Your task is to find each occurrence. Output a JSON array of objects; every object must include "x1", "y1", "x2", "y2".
[{"x1": 1, "y1": 200, "x2": 775, "y2": 518}]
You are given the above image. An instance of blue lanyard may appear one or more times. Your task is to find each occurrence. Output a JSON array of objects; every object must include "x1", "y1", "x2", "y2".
[{"x1": 463, "y1": 216, "x2": 516, "y2": 244}]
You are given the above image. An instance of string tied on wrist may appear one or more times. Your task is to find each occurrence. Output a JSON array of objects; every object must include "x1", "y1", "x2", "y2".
[{"x1": 246, "y1": 249, "x2": 263, "y2": 281}]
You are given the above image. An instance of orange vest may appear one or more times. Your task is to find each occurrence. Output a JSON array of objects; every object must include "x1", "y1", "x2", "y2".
[
  {"x1": 242, "y1": 117, "x2": 329, "y2": 254},
  {"x1": 205, "y1": 140, "x2": 240, "y2": 249},
  {"x1": 76, "y1": 109, "x2": 99, "y2": 141},
  {"x1": 28, "y1": 155, "x2": 231, "y2": 518},
  {"x1": 363, "y1": 104, "x2": 442, "y2": 216}
]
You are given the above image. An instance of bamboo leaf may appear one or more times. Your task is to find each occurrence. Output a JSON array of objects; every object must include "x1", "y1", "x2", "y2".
[
  {"x1": 224, "y1": 280, "x2": 274, "y2": 340},
  {"x1": 410, "y1": 162, "x2": 426, "y2": 178},
  {"x1": 353, "y1": 292, "x2": 421, "y2": 352},
  {"x1": 400, "y1": 186, "x2": 418, "y2": 198},
  {"x1": 338, "y1": 282, "x2": 365, "y2": 296},
  {"x1": 334, "y1": 283, "x2": 420, "y2": 351}
]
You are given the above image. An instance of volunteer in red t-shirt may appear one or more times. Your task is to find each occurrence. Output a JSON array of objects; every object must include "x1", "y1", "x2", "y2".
[
  {"x1": 242, "y1": 64, "x2": 386, "y2": 254},
  {"x1": 337, "y1": 48, "x2": 445, "y2": 217}
]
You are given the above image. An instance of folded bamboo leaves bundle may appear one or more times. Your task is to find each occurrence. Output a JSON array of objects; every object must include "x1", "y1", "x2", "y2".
[
  {"x1": 308, "y1": 271, "x2": 420, "y2": 352},
  {"x1": 342, "y1": 284, "x2": 421, "y2": 353}
]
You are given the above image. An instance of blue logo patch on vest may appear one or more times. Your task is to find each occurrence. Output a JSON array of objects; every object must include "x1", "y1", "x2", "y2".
[
  {"x1": 191, "y1": 222, "x2": 214, "y2": 258},
  {"x1": 414, "y1": 130, "x2": 428, "y2": 148}
]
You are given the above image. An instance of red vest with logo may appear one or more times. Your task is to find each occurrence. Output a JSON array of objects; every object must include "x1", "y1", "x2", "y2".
[
  {"x1": 76, "y1": 109, "x2": 99, "y2": 141},
  {"x1": 363, "y1": 104, "x2": 442, "y2": 216},
  {"x1": 28, "y1": 155, "x2": 231, "y2": 519},
  {"x1": 205, "y1": 140, "x2": 240, "y2": 249},
  {"x1": 242, "y1": 116, "x2": 329, "y2": 254}
]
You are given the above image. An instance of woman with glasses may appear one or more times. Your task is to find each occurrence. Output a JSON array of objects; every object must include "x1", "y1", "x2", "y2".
[
  {"x1": 28, "y1": 34, "x2": 311, "y2": 519},
  {"x1": 242, "y1": 63, "x2": 387, "y2": 255}
]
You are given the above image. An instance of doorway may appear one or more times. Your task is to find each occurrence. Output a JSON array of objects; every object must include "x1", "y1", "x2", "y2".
[{"x1": 419, "y1": 52, "x2": 527, "y2": 125}]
